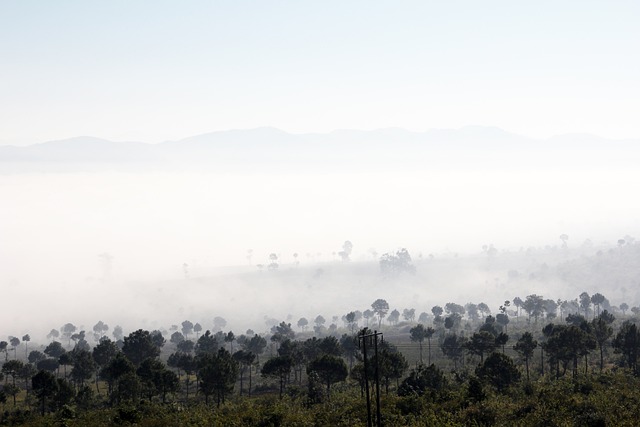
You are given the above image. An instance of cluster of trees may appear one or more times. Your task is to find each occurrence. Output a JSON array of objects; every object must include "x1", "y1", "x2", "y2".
[{"x1": 4, "y1": 288, "x2": 640, "y2": 425}]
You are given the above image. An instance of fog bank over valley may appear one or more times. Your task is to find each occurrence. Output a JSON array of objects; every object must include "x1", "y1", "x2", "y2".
[{"x1": 1, "y1": 128, "x2": 639, "y2": 340}]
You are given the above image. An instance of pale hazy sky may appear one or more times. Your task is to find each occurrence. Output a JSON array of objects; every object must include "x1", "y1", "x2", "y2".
[{"x1": 1, "y1": 1, "x2": 639, "y2": 145}]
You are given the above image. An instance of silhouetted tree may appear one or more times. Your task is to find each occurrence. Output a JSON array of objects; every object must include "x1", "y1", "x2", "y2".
[
  {"x1": 28, "y1": 350, "x2": 47, "y2": 365},
  {"x1": 476, "y1": 353, "x2": 520, "y2": 392},
  {"x1": 225, "y1": 331, "x2": 236, "y2": 352},
  {"x1": 271, "y1": 322, "x2": 295, "y2": 345},
  {"x1": 232, "y1": 350, "x2": 256, "y2": 395},
  {"x1": 44, "y1": 341, "x2": 66, "y2": 359},
  {"x1": 137, "y1": 357, "x2": 179, "y2": 403},
  {"x1": 112, "y1": 325, "x2": 124, "y2": 341},
  {"x1": 170, "y1": 331, "x2": 185, "y2": 345},
  {"x1": 418, "y1": 312, "x2": 429, "y2": 324},
  {"x1": 398, "y1": 363, "x2": 446, "y2": 397},
  {"x1": 92, "y1": 337, "x2": 118, "y2": 394},
  {"x1": 409, "y1": 324, "x2": 428, "y2": 364},
  {"x1": 592, "y1": 310, "x2": 615, "y2": 372},
  {"x1": 513, "y1": 297, "x2": 523, "y2": 321},
  {"x1": 261, "y1": 355, "x2": 293, "y2": 398},
  {"x1": 307, "y1": 355, "x2": 348, "y2": 398},
  {"x1": 9, "y1": 337, "x2": 20, "y2": 359},
  {"x1": 46, "y1": 329, "x2": 60, "y2": 341},
  {"x1": 198, "y1": 348, "x2": 239, "y2": 406},
  {"x1": 32, "y1": 370, "x2": 59, "y2": 415},
  {"x1": 194, "y1": 322, "x2": 202, "y2": 338},
  {"x1": 92, "y1": 321, "x2": 109, "y2": 341},
  {"x1": 523, "y1": 294, "x2": 544, "y2": 323},
  {"x1": 513, "y1": 332, "x2": 538, "y2": 381},
  {"x1": 100, "y1": 353, "x2": 135, "y2": 403},
  {"x1": 70, "y1": 350, "x2": 95, "y2": 387},
  {"x1": 297, "y1": 317, "x2": 309, "y2": 331},
  {"x1": 465, "y1": 331, "x2": 497, "y2": 363},
  {"x1": 60, "y1": 323, "x2": 77, "y2": 348},
  {"x1": 345, "y1": 312, "x2": 357, "y2": 333},
  {"x1": 613, "y1": 321, "x2": 640, "y2": 374},
  {"x1": 122, "y1": 329, "x2": 161, "y2": 366},
  {"x1": 371, "y1": 299, "x2": 389, "y2": 328},
  {"x1": 0, "y1": 341, "x2": 8, "y2": 361},
  {"x1": 579, "y1": 292, "x2": 592, "y2": 318},
  {"x1": 338, "y1": 240, "x2": 353, "y2": 262},
  {"x1": 246, "y1": 334, "x2": 267, "y2": 363},
  {"x1": 22, "y1": 334, "x2": 30, "y2": 359},
  {"x1": 314, "y1": 315, "x2": 326, "y2": 328},
  {"x1": 2, "y1": 360, "x2": 23, "y2": 405},
  {"x1": 445, "y1": 302, "x2": 465, "y2": 316},
  {"x1": 213, "y1": 316, "x2": 227, "y2": 331},
  {"x1": 37, "y1": 358, "x2": 59, "y2": 373},
  {"x1": 268, "y1": 253, "x2": 279, "y2": 270},
  {"x1": 379, "y1": 248, "x2": 415, "y2": 277},
  {"x1": 441, "y1": 334, "x2": 466, "y2": 370},
  {"x1": 363, "y1": 309, "x2": 374, "y2": 327},
  {"x1": 465, "y1": 303, "x2": 479, "y2": 321},
  {"x1": 591, "y1": 293, "x2": 605, "y2": 317},
  {"x1": 177, "y1": 340, "x2": 195, "y2": 353},
  {"x1": 402, "y1": 308, "x2": 416, "y2": 323},
  {"x1": 388, "y1": 309, "x2": 400, "y2": 325},
  {"x1": 195, "y1": 330, "x2": 219, "y2": 355}
]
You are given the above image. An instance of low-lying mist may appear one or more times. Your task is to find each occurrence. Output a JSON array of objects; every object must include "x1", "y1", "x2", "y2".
[{"x1": 2, "y1": 165, "x2": 638, "y2": 341}]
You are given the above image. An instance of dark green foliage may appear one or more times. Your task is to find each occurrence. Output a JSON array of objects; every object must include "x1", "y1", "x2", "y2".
[
  {"x1": 409, "y1": 324, "x2": 429, "y2": 363},
  {"x1": 92, "y1": 337, "x2": 119, "y2": 368},
  {"x1": 441, "y1": 334, "x2": 466, "y2": 369},
  {"x1": 496, "y1": 313, "x2": 509, "y2": 331},
  {"x1": 476, "y1": 352, "x2": 521, "y2": 392},
  {"x1": 307, "y1": 355, "x2": 348, "y2": 397},
  {"x1": 246, "y1": 334, "x2": 267, "y2": 361},
  {"x1": 115, "y1": 372, "x2": 142, "y2": 404},
  {"x1": 122, "y1": 329, "x2": 161, "y2": 366},
  {"x1": 28, "y1": 350, "x2": 46, "y2": 365},
  {"x1": 377, "y1": 344, "x2": 409, "y2": 393},
  {"x1": 137, "y1": 357, "x2": 179, "y2": 402},
  {"x1": 100, "y1": 352, "x2": 135, "y2": 403},
  {"x1": 43, "y1": 341, "x2": 66, "y2": 359},
  {"x1": 32, "y1": 370, "x2": 58, "y2": 415},
  {"x1": 52, "y1": 378, "x2": 75, "y2": 411},
  {"x1": 195, "y1": 330, "x2": 219, "y2": 355},
  {"x1": 177, "y1": 339, "x2": 195, "y2": 353},
  {"x1": 543, "y1": 324, "x2": 596, "y2": 378},
  {"x1": 198, "y1": 348, "x2": 239, "y2": 406},
  {"x1": 612, "y1": 321, "x2": 640, "y2": 374},
  {"x1": 592, "y1": 310, "x2": 615, "y2": 371},
  {"x1": 261, "y1": 356, "x2": 293, "y2": 398},
  {"x1": 271, "y1": 322, "x2": 295, "y2": 344},
  {"x1": 398, "y1": 364, "x2": 446, "y2": 397},
  {"x1": 514, "y1": 332, "x2": 538, "y2": 380},
  {"x1": 465, "y1": 331, "x2": 497, "y2": 363},
  {"x1": 70, "y1": 350, "x2": 95, "y2": 386},
  {"x1": 466, "y1": 376, "x2": 485, "y2": 402},
  {"x1": 37, "y1": 358, "x2": 59, "y2": 372}
]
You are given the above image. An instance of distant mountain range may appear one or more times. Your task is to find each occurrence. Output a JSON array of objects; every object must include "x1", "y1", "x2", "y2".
[{"x1": 1, "y1": 126, "x2": 638, "y2": 173}]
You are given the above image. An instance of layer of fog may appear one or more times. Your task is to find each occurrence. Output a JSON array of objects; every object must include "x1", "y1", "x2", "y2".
[{"x1": 2, "y1": 164, "x2": 638, "y2": 341}]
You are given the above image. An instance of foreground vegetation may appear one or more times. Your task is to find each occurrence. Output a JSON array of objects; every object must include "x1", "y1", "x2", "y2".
[{"x1": 3, "y1": 369, "x2": 640, "y2": 426}]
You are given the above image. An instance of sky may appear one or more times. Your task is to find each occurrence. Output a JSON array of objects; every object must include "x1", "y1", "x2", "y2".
[{"x1": 1, "y1": 1, "x2": 639, "y2": 145}]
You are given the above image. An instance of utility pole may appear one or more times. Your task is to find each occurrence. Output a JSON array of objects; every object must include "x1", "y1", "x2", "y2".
[
  {"x1": 359, "y1": 329, "x2": 384, "y2": 427},
  {"x1": 373, "y1": 330, "x2": 382, "y2": 427}
]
